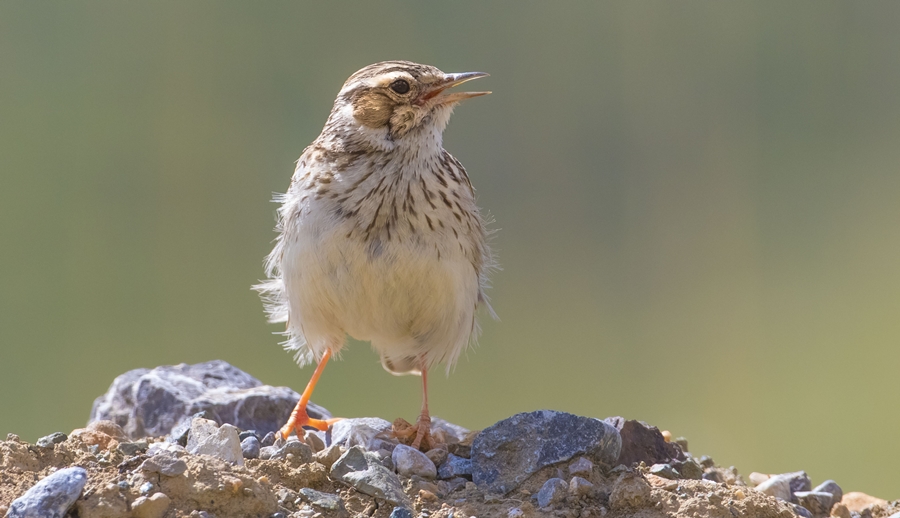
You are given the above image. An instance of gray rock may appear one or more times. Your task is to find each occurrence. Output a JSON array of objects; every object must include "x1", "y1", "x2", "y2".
[
  {"x1": 782, "y1": 471, "x2": 812, "y2": 493},
  {"x1": 304, "y1": 430, "x2": 326, "y2": 452},
  {"x1": 430, "y1": 417, "x2": 471, "y2": 443},
  {"x1": 755, "y1": 475, "x2": 792, "y2": 501},
  {"x1": 604, "y1": 417, "x2": 685, "y2": 467},
  {"x1": 259, "y1": 446, "x2": 278, "y2": 460},
  {"x1": 392, "y1": 444, "x2": 437, "y2": 479},
  {"x1": 89, "y1": 360, "x2": 330, "y2": 439},
  {"x1": 35, "y1": 432, "x2": 67, "y2": 449},
  {"x1": 260, "y1": 431, "x2": 276, "y2": 447},
  {"x1": 117, "y1": 441, "x2": 148, "y2": 456},
  {"x1": 390, "y1": 508, "x2": 414, "y2": 518},
  {"x1": 791, "y1": 503, "x2": 813, "y2": 518},
  {"x1": 813, "y1": 480, "x2": 842, "y2": 507},
  {"x1": 238, "y1": 430, "x2": 258, "y2": 442},
  {"x1": 186, "y1": 419, "x2": 244, "y2": 465},
  {"x1": 7, "y1": 467, "x2": 88, "y2": 518},
  {"x1": 795, "y1": 491, "x2": 834, "y2": 515},
  {"x1": 147, "y1": 442, "x2": 186, "y2": 456},
  {"x1": 263, "y1": 439, "x2": 312, "y2": 463},
  {"x1": 649, "y1": 463, "x2": 680, "y2": 480},
  {"x1": 568, "y1": 457, "x2": 593, "y2": 478},
  {"x1": 569, "y1": 476, "x2": 594, "y2": 497},
  {"x1": 471, "y1": 410, "x2": 621, "y2": 495},
  {"x1": 609, "y1": 472, "x2": 651, "y2": 510},
  {"x1": 438, "y1": 477, "x2": 468, "y2": 496},
  {"x1": 241, "y1": 436, "x2": 260, "y2": 459},
  {"x1": 330, "y1": 446, "x2": 410, "y2": 506},
  {"x1": 329, "y1": 417, "x2": 395, "y2": 450},
  {"x1": 314, "y1": 444, "x2": 344, "y2": 469},
  {"x1": 425, "y1": 447, "x2": 449, "y2": 467},
  {"x1": 140, "y1": 452, "x2": 188, "y2": 477},
  {"x1": 536, "y1": 478, "x2": 568, "y2": 508},
  {"x1": 437, "y1": 453, "x2": 473, "y2": 480},
  {"x1": 297, "y1": 488, "x2": 341, "y2": 511},
  {"x1": 673, "y1": 458, "x2": 704, "y2": 480}
]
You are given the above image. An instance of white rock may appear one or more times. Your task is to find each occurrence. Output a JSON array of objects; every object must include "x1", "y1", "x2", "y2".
[
  {"x1": 755, "y1": 475, "x2": 792, "y2": 501},
  {"x1": 187, "y1": 419, "x2": 243, "y2": 465},
  {"x1": 391, "y1": 444, "x2": 437, "y2": 479}
]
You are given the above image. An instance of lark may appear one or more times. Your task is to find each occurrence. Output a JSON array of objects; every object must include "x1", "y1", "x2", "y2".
[{"x1": 255, "y1": 61, "x2": 494, "y2": 450}]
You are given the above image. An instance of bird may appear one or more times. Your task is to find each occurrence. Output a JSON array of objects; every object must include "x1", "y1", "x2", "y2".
[{"x1": 255, "y1": 61, "x2": 495, "y2": 450}]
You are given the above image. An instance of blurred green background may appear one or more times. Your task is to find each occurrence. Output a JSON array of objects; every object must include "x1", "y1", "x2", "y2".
[{"x1": 1, "y1": 1, "x2": 898, "y2": 498}]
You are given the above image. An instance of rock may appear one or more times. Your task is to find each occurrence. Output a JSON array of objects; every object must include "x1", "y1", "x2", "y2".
[
  {"x1": 794, "y1": 491, "x2": 834, "y2": 515},
  {"x1": 754, "y1": 474, "x2": 792, "y2": 501},
  {"x1": 430, "y1": 417, "x2": 471, "y2": 443},
  {"x1": 140, "y1": 452, "x2": 188, "y2": 477},
  {"x1": 262, "y1": 439, "x2": 312, "y2": 463},
  {"x1": 649, "y1": 463, "x2": 680, "y2": 480},
  {"x1": 330, "y1": 446, "x2": 410, "y2": 506},
  {"x1": 87, "y1": 420, "x2": 128, "y2": 440},
  {"x1": 238, "y1": 430, "x2": 258, "y2": 441},
  {"x1": 303, "y1": 430, "x2": 325, "y2": 452},
  {"x1": 298, "y1": 488, "x2": 341, "y2": 511},
  {"x1": 782, "y1": 471, "x2": 812, "y2": 493},
  {"x1": 568, "y1": 457, "x2": 593, "y2": 478},
  {"x1": 569, "y1": 476, "x2": 594, "y2": 497},
  {"x1": 791, "y1": 503, "x2": 813, "y2": 518},
  {"x1": 604, "y1": 417, "x2": 685, "y2": 467},
  {"x1": 471, "y1": 410, "x2": 621, "y2": 494},
  {"x1": 609, "y1": 472, "x2": 651, "y2": 510},
  {"x1": 35, "y1": 432, "x2": 67, "y2": 449},
  {"x1": 329, "y1": 417, "x2": 395, "y2": 450},
  {"x1": 536, "y1": 478, "x2": 568, "y2": 508},
  {"x1": 841, "y1": 492, "x2": 887, "y2": 512},
  {"x1": 830, "y1": 503, "x2": 851, "y2": 518},
  {"x1": 186, "y1": 419, "x2": 244, "y2": 465},
  {"x1": 392, "y1": 444, "x2": 437, "y2": 479},
  {"x1": 89, "y1": 360, "x2": 330, "y2": 439},
  {"x1": 425, "y1": 448, "x2": 448, "y2": 467},
  {"x1": 131, "y1": 493, "x2": 171, "y2": 518},
  {"x1": 390, "y1": 507, "x2": 414, "y2": 518},
  {"x1": 437, "y1": 453, "x2": 473, "y2": 480},
  {"x1": 260, "y1": 431, "x2": 276, "y2": 447},
  {"x1": 241, "y1": 436, "x2": 260, "y2": 459},
  {"x1": 673, "y1": 458, "x2": 704, "y2": 480},
  {"x1": 813, "y1": 480, "x2": 842, "y2": 507},
  {"x1": 7, "y1": 467, "x2": 88, "y2": 518},
  {"x1": 314, "y1": 444, "x2": 344, "y2": 469},
  {"x1": 117, "y1": 441, "x2": 148, "y2": 456},
  {"x1": 749, "y1": 472, "x2": 771, "y2": 486},
  {"x1": 147, "y1": 442, "x2": 186, "y2": 456}
]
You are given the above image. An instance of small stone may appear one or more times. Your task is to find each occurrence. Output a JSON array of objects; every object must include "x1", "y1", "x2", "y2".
[
  {"x1": 259, "y1": 445, "x2": 277, "y2": 460},
  {"x1": 781, "y1": 471, "x2": 812, "y2": 493},
  {"x1": 609, "y1": 472, "x2": 651, "y2": 510},
  {"x1": 795, "y1": 491, "x2": 834, "y2": 515},
  {"x1": 330, "y1": 446, "x2": 410, "y2": 506},
  {"x1": 304, "y1": 430, "x2": 326, "y2": 452},
  {"x1": 430, "y1": 417, "x2": 471, "y2": 443},
  {"x1": 140, "y1": 453, "x2": 188, "y2": 477},
  {"x1": 438, "y1": 477, "x2": 468, "y2": 496},
  {"x1": 298, "y1": 488, "x2": 341, "y2": 511},
  {"x1": 841, "y1": 492, "x2": 887, "y2": 512},
  {"x1": 673, "y1": 437, "x2": 688, "y2": 452},
  {"x1": 118, "y1": 441, "x2": 149, "y2": 456},
  {"x1": 830, "y1": 503, "x2": 851, "y2": 518},
  {"x1": 749, "y1": 472, "x2": 770, "y2": 486},
  {"x1": 314, "y1": 444, "x2": 344, "y2": 469},
  {"x1": 603, "y1": 417, "x2": 683, "y2": 467},
  {"x1": 187, "y1": 419, "x2": 244, "y2": 465},
  {"x1": 267, "y1": 439, "x2": 313, "y2": 463},
  {"x1": 536, "y1": 478, "x2": 568, "y2": 508},
  {"x1": 392, "y1": 444, "x2": 437, "y2": 479},
  {"x1": 734, "y1": 489, "x2": 745, "y2": 500},
  {"x1": 239, "y1": 430, "x2": 259, "y2": 442},
  {"x1": 569, "y1": 476, "x2": 594, "y2": 497},
  {"x1": 437, "y1": 453, "x2": 472, "y2": 480},
  {"x1": 139, "y1": 482, "x2": 154, "y2": 495},
  {"x1": 117, "y1": 481, "x2": 130, "y2": 490},
  {"x1": 472, "y1": 411, "x2": 621, "y2": 495},
  {"x1": 390, "y1": 507, "x2": 414, "y2": 518},
  {"x1": 147, "y1": 441, "x2": 186, "y2": 456},
  {"x1": 672, "y1": 458, "x2": 704, "y2": 480},
  {"x1": 330, "y1": 417, "x2": 395, "y2": 450},
  {"x1": 375, "y1": 449, "x2": 394, "y2": 470},
  {"x1": 131, "y1": 493, "x2": 171, "y2": 518},
  {"x1": 35, "y1": 432, "x2": 68, "y2": 449},
  {"x1": 6, "y1": 467, "x2": 87, "y2": 518},
  {"x1": 649, "y1": 463, "x2": 680, "y2": 480},
  {"x1": 791, "y1": 503, "x2": 813, "y2": 518},
  {"x1": 645, "y1": 473, "x2": 678, "y2": 491},
  {"x1": 260, "y1": 431, "x2": 276, "y2": 447},
  {"x1": 508, "y1": 508, "x2": 525, "y2": 518},
  {"x1": 88, "y1": 420, "x2": 128, "y2": 440},
  {"x1": 568, "y1": 457, "x2": 593, "y2": 478},
  {"x1": 241, "y1": 436, "x2": 260, "y2": 460},
  {"x1": 698, "y1": 455, "x2": 715, "y2": 468},
  {"x1": 813, "y1": 480, "x2": 842, "y2": 507},
  {"x1": 425, "y1": 447, "x2": 448, "y2": 467},
  {"x1": 754, "y1": 474, "x2": 792, "y2": 501}
]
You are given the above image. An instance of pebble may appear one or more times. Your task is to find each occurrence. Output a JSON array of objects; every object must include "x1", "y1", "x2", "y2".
[
  {"x1": 140, "y1": 452, "x2": 188, "y2": 477},
  {"x1": 131, "y1": 493, "x2": 171, "y2": 518},
  {"x1": 117, "y1": 441, "x2": 149, "y2": 456},
  {"x1": 508, "y1": 508, "x2": 525, "y2": 517},
  {"x1": 147, "y1": 442, "x2": 186, "y2": 456},
  {"x1": 609, "y1": 472, "x2": 651, "y2": 510},
  {"x1": 330, "y1": 446, "x2": 410, "y2": 506},
  {"x1": 314, "y1": 444, "x2": 344, "y2": 469},
  {"x1": 265, "y1": 440, "x2": 313, "y2": 463},
  {"x1": 569, "y1": 476, "x2": 594, "y2": 497},
  {"x1": 241, "y1": 436, "x2": 260, "y2": 460},
  {"x1": 303, "y1": 430, "x2": 326, "y2": 452},
  {"x1": 186, "y1": 419, "x2": 244, "y2": 465},
  {"x1": 831, "y1": 503, "x2": 851, "y2": 518},
  {"x1": 471, "y1": 410, "x2": 621, "y2": 495},
  {"x1": 672, "y1": 458, "x2": 704, "y2": 480},
  {"x1": 754, "y1": 474, "x2": 792, "y2": 501},
  {"x1": 568, "y1": 457, "x2": 593, "y2": 478},
  {"x1": 649, "y1": 463, "x2": 680, "y2": 480},
  {"x1": 794, "y1": 491, "x2": 833, "y2": 515},
  {"x1": 430, "y1": 417, "x2": 471, "y2": 443},
  {"x1": 139, "y1": 482, "x2": 154, "y2": 495},
  {"x1": 260, "y1": 431, "x2": 276, "y2": 447},
  {"x1": 791, "y1": 503, "x2": 813, "y2": 518},
  {"x1": 437, "y1": 477, "x2": 468, "y2": 496},
  {"x1": 239, "y1": 430, "x2": 259, "y2": 442},
  {"x1": 298, "y1": 488, "x2": 341, "y2": 510},
  {"x1": 782, "y1": 471, "x2": 812, "y2": 493},
  {"x1": 536, "y1": 478, "x2": 568, "y2": 508},
  {"x1": 749, "y1": 472, "x2": 770, "y2": 486},
  {"x1": 390, "y1": 507, "x2": 414, "y2": 518},
  {"x1": 425, "y1": 447, "x2": 449, "y2": 467},
  {"x1": 437, "y1": 453, "x2": 473, "y2": 480},
  {"x1": 35, "y1": 432, "x2": 67, "y2": 449},
  {"x1": 6, "y1": 467, "x2": 88, "y2": 518},
  {"x1": 812, "y1": 479, "x2": 842, "y2": 507},
  {"x1": 392, "y1": 444, "x2": 437, "y2": 479},
  {"x1": 605, "y1": 417, "x2": 683, "y2": 467},
  {"x1": 841, "y1": 491, "x2": 888, "y2": 512},
  {"x1": 329, "y1": 417, "x2": 396, "y2": 450}
]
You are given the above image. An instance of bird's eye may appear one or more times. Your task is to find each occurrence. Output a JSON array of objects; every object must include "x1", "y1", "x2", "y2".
[{"x1": 390, "y1": 79, "x2": 411, "y2": 94}]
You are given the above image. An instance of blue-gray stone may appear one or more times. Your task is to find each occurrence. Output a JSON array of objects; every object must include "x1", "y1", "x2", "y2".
[
  {"x1": 241, "y1": 436, "x2": 261, "y2": 459},
  {"x1": 239, "y1": 430, "x2": 259, "y2": 442},
  {"x1": 298, "y1": 488, "x2": 342, "y2": 510},
  {"x1": 782, "y1": 471, "x2": 812, "y2": 493},
  {"x1": 329, "y1": 417, "x2": 395, "y2": 450},
  {"x1": 791, "y1": 503, "x2": 813, "y2": 518},
  {"x1": 7, "y1": 467, "x2": 88, "y2": 518},
  {"x1": 813, "y1": 480, "x2": 842, "y2": 507},
  {"x1": 437, "y1": 453, "x2": 472, "y2": 480},
  {"x1": 260, "y1": 431, "x2": 276, "y2": 447},
  {"x1": 330, "y1": 446, "x2": 410, "y2": 506},
  {"x1": 471, "y1": 410, "x2": 621, "y2": 495},
  {"x1": 139, "y1": 452, "x2": 187, "y2": 477},
  {"x1": 536, "y1": 478, "x2": 568, "y2": 508},
  {"x1": 117, "y1": 441, "x2": 148, "y2": 456},
  {"x1": 390, "y1": 507, "x2": 414, "y2": 518},
  {"x1": 649, "y1": 463, "x2": 680, "y2": 480},
  {"x1": 35, "y1": 432, "x2": 67, "y2": 449},
  {"x1": 794, "y1": 491, "x2": 834, "y2": 515}
]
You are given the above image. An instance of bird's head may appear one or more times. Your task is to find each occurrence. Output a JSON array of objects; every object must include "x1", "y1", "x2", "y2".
[{"x1": 328, "y1": 61, "x2": 490, "y2": 148}]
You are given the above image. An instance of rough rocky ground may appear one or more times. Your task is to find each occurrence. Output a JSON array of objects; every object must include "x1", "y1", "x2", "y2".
[{"x1": 1, "y1": 362, "x2": 896, "y2": 518}]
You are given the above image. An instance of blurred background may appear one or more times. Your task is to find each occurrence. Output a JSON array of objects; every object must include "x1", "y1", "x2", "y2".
[{"x1": 1, "y1": 1, "x2": 898, "y2": 498}]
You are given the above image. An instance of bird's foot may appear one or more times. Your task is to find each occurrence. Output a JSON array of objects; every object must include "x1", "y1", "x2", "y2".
[
  {"x1": 392, "y1": 414, "x2": 437, "y2": 451},
  {"x1": 279, "y1": 403, "x2": 341, "y2": 440}
]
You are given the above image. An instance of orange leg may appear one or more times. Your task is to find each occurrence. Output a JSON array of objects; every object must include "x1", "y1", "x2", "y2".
[
  {"x1": 411, "y1": 366, "x2": 432, "y2": 450},
  {"x1": 279, "y1": 350, "x2": 341, "y2": 439}
]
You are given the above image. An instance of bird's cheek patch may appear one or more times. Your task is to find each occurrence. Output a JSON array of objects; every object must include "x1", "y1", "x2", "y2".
[
  {"x1": 389, "y1": 107, "x2": 418, "y2": 139},
  {"x1": 353, "y1": 93, "x2": 393, "y2": 129}
]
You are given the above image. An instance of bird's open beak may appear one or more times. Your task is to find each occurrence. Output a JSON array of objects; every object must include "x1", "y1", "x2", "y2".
[{"x1": 422, "y1": 72, "x2": 491, "y2": 105}]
